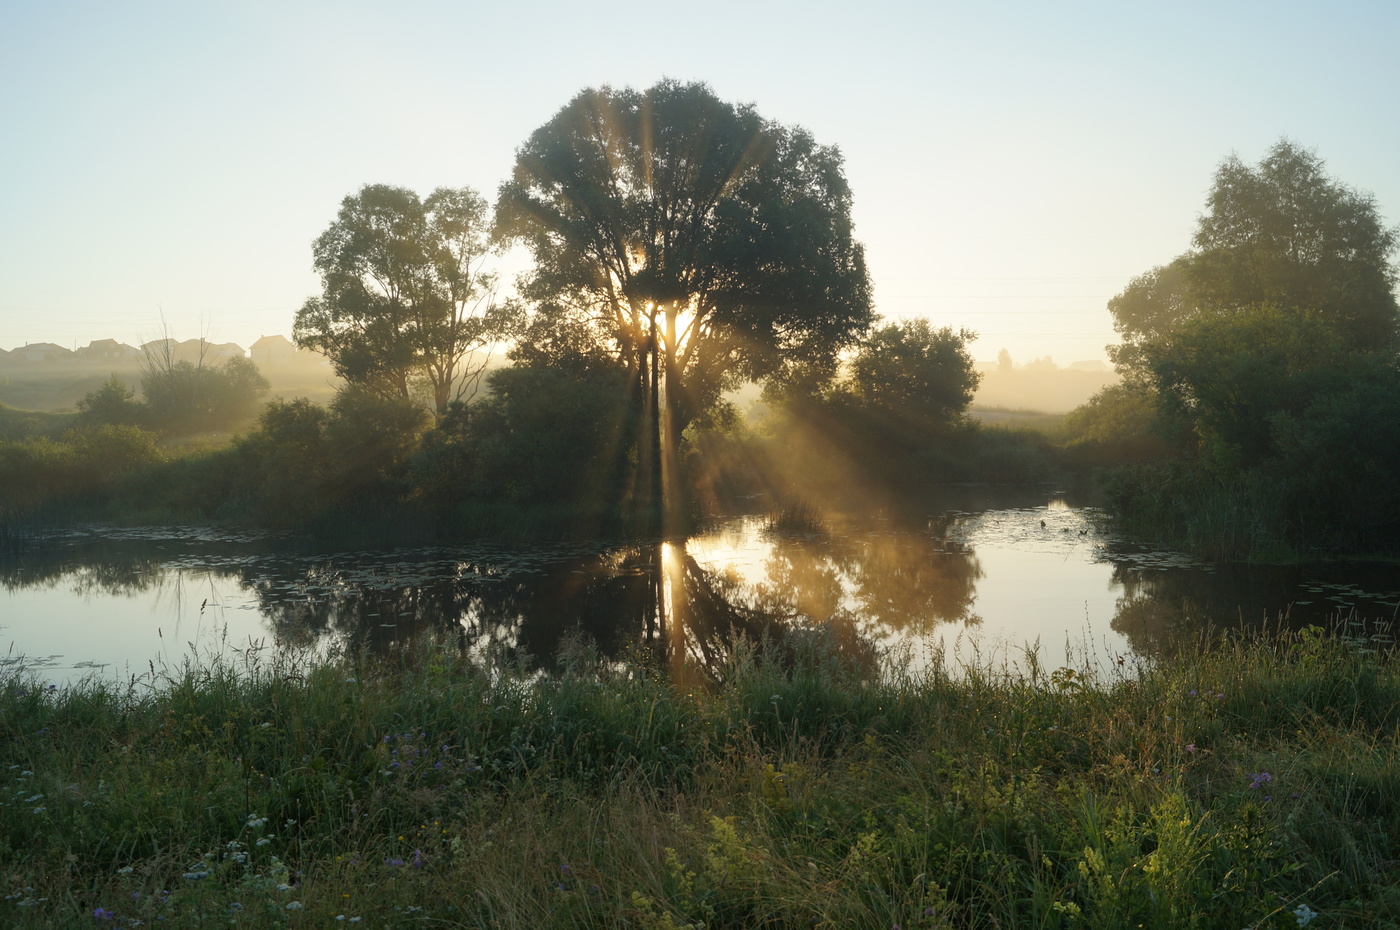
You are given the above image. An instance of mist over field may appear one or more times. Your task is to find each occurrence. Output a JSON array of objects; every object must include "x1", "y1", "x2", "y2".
[
  {"x1": 972, "y1": 357, "x2": 1116, "y2": 415},
  {"x1": 0, "y1": 343, "x2": 340, "y2": 414},
  {"x1": 2, "y1": 342, "x2": 1116, "y2": 419}
]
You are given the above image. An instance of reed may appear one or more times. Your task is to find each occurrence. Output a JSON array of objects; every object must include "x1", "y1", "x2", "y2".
[{"x1": 764, "y1": 499, "x2": 826, "y2": 536}]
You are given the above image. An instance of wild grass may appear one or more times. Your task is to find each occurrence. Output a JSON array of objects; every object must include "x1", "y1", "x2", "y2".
[
  {"x1": 764, "y1": 499, "x2": 826, "y2": 536},
  {"x1": 0, "y1": 403, "x2": 78, "y2": 441},
  {"x1": 1, "y1": 628, "x2": 1397, "y2": 928},
  {"x1": 970, "y1": 407, "x2": 1067, "y2": 435}
]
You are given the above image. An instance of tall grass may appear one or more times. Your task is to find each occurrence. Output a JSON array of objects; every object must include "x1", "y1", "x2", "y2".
[
  {"x1": 0, "y1": 519, "x2": 36, "y2": 554},
  {"x1": 764, "y1": 499, "x2": 826, "y2": 536},
  {"x1": 1101, "y1": 463, "x2": 1301, "y2": 562},
  {"x1": 1, "y1": 628, "x2": 1396, "y2": 927}
]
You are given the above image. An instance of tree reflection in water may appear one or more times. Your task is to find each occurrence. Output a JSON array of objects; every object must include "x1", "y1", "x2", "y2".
[
  {"x1": 0, "y1": 518, "x2": 986, "y2": 681},
  {"x1": 0, "y1": 539, "x2": 169, "y2": 597},
  {"x1": 29, "y1": 507, "x2": 1345, "y2": 682},
  {"x1": 1107, "y1": 558, "x2": 1400, "y2": 657},
  {"x1": 237, "y1": 517, "x2": 986, "y2": 683},
  {"x1": 755, "y1": 514, "x2": 984, "y2": 636}
]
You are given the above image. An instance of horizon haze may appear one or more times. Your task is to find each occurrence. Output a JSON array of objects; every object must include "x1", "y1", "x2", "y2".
[{"x1": 2, "y1": 1, "x2": 1397, "y2": 370}]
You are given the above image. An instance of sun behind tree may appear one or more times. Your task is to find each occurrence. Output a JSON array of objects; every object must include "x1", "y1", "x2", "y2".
[{"x1": 495, "y1": 79, "x2": 874, "y2": 531}]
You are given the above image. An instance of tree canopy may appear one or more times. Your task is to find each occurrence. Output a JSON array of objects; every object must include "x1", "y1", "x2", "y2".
[
  {"x1": 1105, "y1": 257, "x2": 1195, "y2": 380},
  {"x1": 849, "y1": 320, "x2": 980, "y2": 423},
  {"x1": 1108, "y1": 140, "x2": 1399, "y2": 377},
  {"x1": 294, "y1": 184, "x2": 518, "y2": 417},
  {"x1": 139, "y1": 356, "x2": 269, "y2": 434},
  {"x1": 1096, "y1": 142, "x2": 1400, "y2": 554},
  {"x1": 495, "y1": 80, "x2": 874, "y2": 522},
  {"x1": 1191, "y1": 142, "x2": 1398, "y2": 347},
  {"x1": 1147, "y1": 304, "x2": 1350, "y2": 469}
]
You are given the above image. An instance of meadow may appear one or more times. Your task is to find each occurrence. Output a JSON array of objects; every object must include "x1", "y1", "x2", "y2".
[{"x1": 2, "y1": 625, "x2": 1396, "y2": 928}]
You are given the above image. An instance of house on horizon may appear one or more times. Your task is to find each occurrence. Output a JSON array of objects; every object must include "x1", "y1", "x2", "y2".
[
  {"x1": 140, "y1": 338, "x2": 246, "y2": 366},
  {"x1": 139, "y1": 338, "x2": 177, "y2": 363},
  {"x1": 177, "y1": 339, "x2": 245, "y2": 363},
  {"x1": 250, "y1": 334, "x2": 296, "y2": 366},
  {"x1": 250, "y1": 334, "x2": 327, "y2": 368},
  {"x1": 76, "y1": 339, "x2": 141, "y2": 362},
  {"x1": 12, "y1": 342, "x2": 73, "y2": 363}
]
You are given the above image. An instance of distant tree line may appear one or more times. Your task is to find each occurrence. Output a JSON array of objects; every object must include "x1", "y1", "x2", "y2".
[{"x1": 0, "y1": 351, "x2": 270, "y2": 519}]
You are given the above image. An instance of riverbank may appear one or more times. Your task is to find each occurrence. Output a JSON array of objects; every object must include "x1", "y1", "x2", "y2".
[
  {"x1": 2, "y1": 628, "x2": 1396, "y2": 928},
  {"x1": 1099, "y1": 461, "x2": 1400, "y2": 564}
]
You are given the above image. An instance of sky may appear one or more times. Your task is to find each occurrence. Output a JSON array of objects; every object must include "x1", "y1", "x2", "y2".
[{"x1": 2, "y1": 0, "x2": 1398, "y2": 366}]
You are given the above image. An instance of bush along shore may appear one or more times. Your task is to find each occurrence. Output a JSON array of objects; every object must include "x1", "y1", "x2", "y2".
[{"x1": 1, "y1": 628, "x2": 1397, "y2": 929}]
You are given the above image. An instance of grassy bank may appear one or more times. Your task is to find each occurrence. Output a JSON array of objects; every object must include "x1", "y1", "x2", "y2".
[{"x1": 3, "y1": 629, "x2": 1397, "y2": 929}]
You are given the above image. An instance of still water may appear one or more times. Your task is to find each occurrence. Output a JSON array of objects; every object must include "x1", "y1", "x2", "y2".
[{"x1": 3, "y1": 488, "x2": 1398, "y2": 684}]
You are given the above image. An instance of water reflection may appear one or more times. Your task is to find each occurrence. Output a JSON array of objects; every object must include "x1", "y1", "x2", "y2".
[
  {"x1": 3, "y1": 500, "x2": 1398, "y2": 683},
  {"x1": 0, "y1": 537, "x2": 169, "y2": 596},
  {"x1": 1107, "y1": 559, "x2": 1400, "y2": 656}
]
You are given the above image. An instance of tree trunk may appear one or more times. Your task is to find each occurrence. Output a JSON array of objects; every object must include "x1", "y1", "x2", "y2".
[
  {"x1": 661, "y1": 306, "x2": 685, "y2": 536},
  {"x1": 649, "y1": 312, "x2": 663, "y2": 535}
]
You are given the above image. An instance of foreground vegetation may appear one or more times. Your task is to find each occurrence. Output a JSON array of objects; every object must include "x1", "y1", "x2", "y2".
[{"x1": 2, "y1": 628, "x2": 1397, "y2": 928}]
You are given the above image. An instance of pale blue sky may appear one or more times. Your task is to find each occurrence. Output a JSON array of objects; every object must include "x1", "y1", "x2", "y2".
[{"x1": 2, "y1": 0, "x2": 1396, "y2": 365}]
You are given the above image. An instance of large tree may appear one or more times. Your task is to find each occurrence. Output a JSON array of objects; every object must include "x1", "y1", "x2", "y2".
[
  {"x1": 294, "y1": 184, "x2": 518, "y2": 417},
  {"x1": 1108, "y1": 140, "x2": 1399, "y2": 378},
  {"x1": 495, "y1": 80, "x2": 874, "y2": 525}
]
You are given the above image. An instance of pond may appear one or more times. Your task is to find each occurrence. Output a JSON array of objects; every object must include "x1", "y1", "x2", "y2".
[{"x1": 3, "y1": 487, "x2": 1398, "y2": 685}]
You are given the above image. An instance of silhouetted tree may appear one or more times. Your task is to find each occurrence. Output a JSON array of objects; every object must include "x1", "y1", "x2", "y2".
[
  {"x1": 1148, "y1": 304, "x2": 1350, "y2": 470},
  {"x1": 496, "y1": 80, "x2": 874, "y2": 527},
  {"x1": 1106, "y1": 257, "x2": 1195, "y2": 382},
  {"x1": 1060, "y1": 383, "x2": 1169, "y2": 466},
  {"x1": 1097, "y1": 142, "x2": 1400, "y2": 554},
  {"x1": 234, "y1": 389, "x2": 428, "y2": 526},
  {"x1": 1192, "y1": 142, "x2": 1398, "y2": 349},
  {"x1": 323, "y1": 385, "x2": 430, "y2": 498},
  {"x1": 411, "y1": 360, "x2": 635, "y2": 517},
  {"x1": 294, "y1": 184, "x2": 520, "y2": 417}
]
